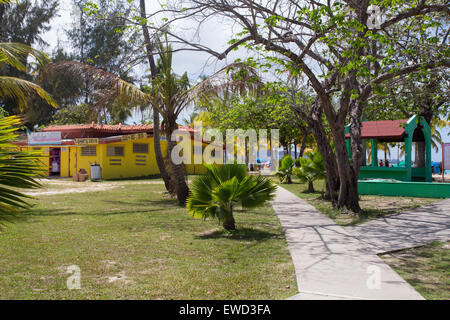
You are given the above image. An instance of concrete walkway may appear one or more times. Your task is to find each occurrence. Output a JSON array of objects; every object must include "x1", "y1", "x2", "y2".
[
  {"x1": 347, "y1": 199, "x2": 450, "y2": 254},
  {"x1": 272, "y1": 187, "x2": 424, "y2": 300}
]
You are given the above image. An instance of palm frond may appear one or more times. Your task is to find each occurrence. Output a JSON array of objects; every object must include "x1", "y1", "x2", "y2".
[
  {"x1": 186, "y1": 163, "x2": 276, "y2": 229},
  {"x1": 239, "y1": 175, "x2": 277, "y2": 208},
  {"x1": 0, "y1": 116, "x2": 45, "y2": 225},
  {"x1": 276, "y1": 155, "x2": 295, "y2": 183},
  {"x1": 294, "y1": 150, "x2": 326, "y2": 185},
  {"x1": 0, "y1": 42, "x2": 50, "y2": 72},
  {"x1": 45, "y1": 61, "x2": 151, "y2": 114},
  {"x1": 0, "y1": 76, "x2": 57, "y2": 110}
]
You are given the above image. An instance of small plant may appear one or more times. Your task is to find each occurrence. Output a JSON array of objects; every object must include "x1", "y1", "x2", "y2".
[
  {"x1": 186, "y1": 163, "x2": 277, "y2": 231},
  {"x1": 275, "y1": 155, "x2": 296, "y2": 184},
  {"x1": 293, "y1": 150, "x2": 326, "y2": 193}
]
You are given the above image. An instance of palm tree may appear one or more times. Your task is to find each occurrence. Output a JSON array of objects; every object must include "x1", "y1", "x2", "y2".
[
  {"x1": 293, "y1": 150, "x2": 326, "y2": 193},
  {"x1": 0, "y1": 116, "x2": 44, "y2": 224},
  {"x1": 147, "y1": 39, "x2": 192, "y2": 204},
  {"x1": 366, "y1": 140, "x2": 392, "y2": 164},
  {"x1": 186, "y1": 163, "x2": 277, "y2": 231},
  {"x1": 46, "y1": 56, "x2": 260, "y2": 204},
  {"x1": 275, "y1": 155, "x2": 296, "y2": 184}
]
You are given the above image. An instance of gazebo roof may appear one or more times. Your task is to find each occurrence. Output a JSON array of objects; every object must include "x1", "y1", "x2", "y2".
[{"x1": 346, "y1": 119, "x2": 408, "y2": 142}]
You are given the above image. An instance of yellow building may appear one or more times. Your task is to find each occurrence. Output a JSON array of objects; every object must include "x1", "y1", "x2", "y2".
[{"x1": 16, "y1": 124, "x2": 212, "y2": 180}]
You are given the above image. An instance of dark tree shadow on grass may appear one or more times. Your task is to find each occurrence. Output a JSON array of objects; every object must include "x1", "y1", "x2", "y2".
[
  {"x1": 101, "y1": 198, "x2": 183, "y2": 209},
  {"x1": 195, "y1": 227, "x2": 282, "y2": 242},
  {"x1": 22, "y1": 207, "x2": 162, "y2": 218}
]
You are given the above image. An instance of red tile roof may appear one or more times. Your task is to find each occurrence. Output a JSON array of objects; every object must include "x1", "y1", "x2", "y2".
[
  {"x1": 42, "y1": 123, "x2": 194, "y2": 139},
  {"x1": 346, "y1": 119, "x2": 408, "y2": 142},
  {"x1": 43, "y1": 123, "x2": 154, "y2": 132}
]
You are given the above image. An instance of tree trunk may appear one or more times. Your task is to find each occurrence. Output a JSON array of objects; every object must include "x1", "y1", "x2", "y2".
[
  {"x1": 334, "y1": 124, "x2": 361, "y2": 213},
  {"x1": 342, "y1": 102, "x2": 365, "y2": 213},
  {"x1": 286, "y1": 174, "x2": 292, "y2": 184},
  {"x1": 223, "y1": 206, "x2": 236, "y2": 231},
  {"x1": 139, "y1": 0, "x2": 174, "y2": 194},
  {"x1": 308, "y1": 180, "x2": 314, "y2": 193},
  {"x1": 166, "y1": 129, "x2": 190, "y2": 205},
  {"x1": 299, "y1": 134, "x2": 307, "y2": 158},
  {"x1": 153, "y1": 110, "x2": 175, "y2": 194},
  {"x1": 415, "y1": 142, "x2": 426, "y2": 167},
  {"x1": 308, "y1": 102, "x2": 340, "y2": 205},
  {"x1": 283, "y1": 144, "x2": 289, "y2": 156},
  {"x1": 324, "y1": 179, "x2": 331, "y2": 199}
]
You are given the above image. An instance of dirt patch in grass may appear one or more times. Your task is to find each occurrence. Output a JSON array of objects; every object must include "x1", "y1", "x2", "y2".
[
  {"x1": 23, "y1": 179, "x2": 167, "y2": 197},
  {"x1": 380, "y1": 241, "x2": 450, "y2": 300}
]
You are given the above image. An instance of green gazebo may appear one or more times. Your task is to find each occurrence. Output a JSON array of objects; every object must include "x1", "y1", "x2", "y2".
[{"x1": 346, "y1": 115, "x2": 432, "y2": 182}]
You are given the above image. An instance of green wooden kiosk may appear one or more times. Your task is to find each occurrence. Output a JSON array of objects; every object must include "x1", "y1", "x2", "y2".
[{"x1": 345, "y1": 115, "x2": 432, "y2": 182}]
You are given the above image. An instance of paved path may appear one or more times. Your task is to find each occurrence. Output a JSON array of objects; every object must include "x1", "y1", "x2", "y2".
[
  {"x1": 272, "y1": 187, "x2": 424, "y2": 300},
  {"x1": 347, "y1": 199, "x2": 450, "y2": 254}
]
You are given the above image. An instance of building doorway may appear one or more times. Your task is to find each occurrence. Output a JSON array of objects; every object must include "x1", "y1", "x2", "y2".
[{"x1": 49, "y1": 148, "x2": 61, "y2": 177}]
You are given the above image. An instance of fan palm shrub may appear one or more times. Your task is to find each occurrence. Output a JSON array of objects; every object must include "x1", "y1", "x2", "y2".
[
  {"x1": 0, "y1": 116, "x2": 44, "y2": 224},
  {"x1": 186, "y1": 163, "x2": 277, "y2": 231},
  {"x1": 275, "y1": 155, "x2": 296, "y2": 184},
  {"x1": 293, "y1": 150, "x2": 326, "y2": 193}
]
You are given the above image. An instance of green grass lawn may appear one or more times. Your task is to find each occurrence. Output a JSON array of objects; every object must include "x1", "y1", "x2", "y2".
[
  {"x1": 0, "y1": 180, "x2": 297, "y2": 299},
  {"x1": 380, "y1": 241, "x2": 450, "y2": 300},
  {"x1": 277, "y1": 178, "x2": 440, "y2": 226}
]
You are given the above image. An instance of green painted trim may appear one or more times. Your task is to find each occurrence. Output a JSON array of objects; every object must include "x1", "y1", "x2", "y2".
[
  {"x1": 358, "y1": 181, "x2": 450, "y2": 198},
  {"x1": 360, "y1": 166, "x2": 408, "y2": 181},
  {"x1": 371, "y1": 139, "x2": 378, "y2": 166},
  {"x1": 419, "y1": 117, "x2": 432, "y2": 182},
  {"x1": 346, "y1": 115, "x2": 432, "y2": 183}
]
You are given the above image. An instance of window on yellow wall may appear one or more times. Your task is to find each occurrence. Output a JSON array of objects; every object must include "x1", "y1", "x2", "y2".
[
  {"x1": 107, "y1": 146, "x2": 124, "y2": 156},
  {"x1": 81, "y1": 146, "x2": 97, "y2": 156},
  {"x1": 133, "y1": 143, "x2": 149, "y2": 154}
]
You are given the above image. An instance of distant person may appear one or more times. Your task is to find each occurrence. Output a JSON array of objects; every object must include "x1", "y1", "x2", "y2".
[
  {"x1": 385, "y1": 159, "x2": 389, "y2": 167},
  {"x1": 379, "y1": 160, "x2": 384, "y2": 167}
]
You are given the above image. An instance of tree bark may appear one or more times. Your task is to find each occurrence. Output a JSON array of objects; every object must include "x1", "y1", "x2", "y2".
[
  {"x1": 333, "y1": 122, "x2": 361, "y2": 213},
  {"x1": 283, "y1": 144, "x2": 289, "y2": 156},
  {"x1": 153, "y1": 110, "x2": 175, "y2": 193},
  {"x1": 286, "y1": 174, "x2": 292, "y2": 184},
  {"x1": 308, "y1": 102, "x2": 340, "y2": 205},
  {"x1": 165, "y1": 120, "x2": 190, "y2": 204},
  {"x1": 308, "y1": 180, "x2": 314, "y2": 193},
  {"x1": 139, "y1": 0, "x2": 174, "y2": 194},
  {"x1": 223, "y1": 206, "x2": 236, "y2": 231},
  {"x1": 299, "y1": 134, "x2": 308, "y2": 158},
  {"x1": 415, "y1": 142, "x2": 426, "y2": 167}
]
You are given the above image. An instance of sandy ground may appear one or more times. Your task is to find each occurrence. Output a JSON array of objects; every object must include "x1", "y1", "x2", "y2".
[
  {"x1": 25, "y1": 179, "x2": 164, "y2": 196},
  {"x1": 432, "y1": 174, "x2": 450, "y2": 183}
]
